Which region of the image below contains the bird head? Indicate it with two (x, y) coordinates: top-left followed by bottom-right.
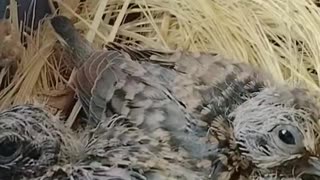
(0, 104), (65, 178)
(224, 87), (320, 179)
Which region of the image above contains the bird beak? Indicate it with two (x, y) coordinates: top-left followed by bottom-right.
(301, 157), (320, 177)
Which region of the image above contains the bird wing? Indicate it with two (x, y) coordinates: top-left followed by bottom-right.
(72, 48), (189, 136)
(136, 51), (274, 119)
(101, 43), (274, 115)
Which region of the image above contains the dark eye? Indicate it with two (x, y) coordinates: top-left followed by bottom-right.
(0, 141), (20, 157)
(0, 137), (22, 163)
(278, 129), (295, 145)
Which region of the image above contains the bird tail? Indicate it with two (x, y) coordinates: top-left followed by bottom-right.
(50, 16), (94, 68)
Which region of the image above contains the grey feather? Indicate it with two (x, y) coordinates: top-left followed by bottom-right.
(50, 15), (320, 180)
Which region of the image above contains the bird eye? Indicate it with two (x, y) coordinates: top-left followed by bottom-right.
(0, 138), (22, 163)
(278, 129), (295, 145)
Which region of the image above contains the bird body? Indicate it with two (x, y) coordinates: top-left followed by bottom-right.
(49, 15), (320, 180)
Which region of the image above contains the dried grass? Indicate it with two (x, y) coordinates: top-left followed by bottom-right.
(1, 0), (320, 123)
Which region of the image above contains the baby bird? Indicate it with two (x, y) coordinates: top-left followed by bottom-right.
(50, 15), (320, 179)
(29, 111), (211, 180)
(0, 104), (75, 179)
(36, 116), (208, 180)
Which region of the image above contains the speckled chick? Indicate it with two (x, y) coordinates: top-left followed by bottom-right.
(50, 15), (320, 180)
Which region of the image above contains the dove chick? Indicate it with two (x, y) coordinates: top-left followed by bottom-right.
(50, 15), (320, 179)
(202, 86), (320, 179)
(35, 114), (210, 180)
(0, 104), (76, 179)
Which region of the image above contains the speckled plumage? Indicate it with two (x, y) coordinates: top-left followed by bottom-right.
(33, 114), (211, 180)
(0, 104), (76, 179)
(50, 15), (320, 180)
(36, 163), (138, 180)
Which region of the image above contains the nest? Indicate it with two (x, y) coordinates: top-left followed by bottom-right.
(1, 0), (320, 126)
